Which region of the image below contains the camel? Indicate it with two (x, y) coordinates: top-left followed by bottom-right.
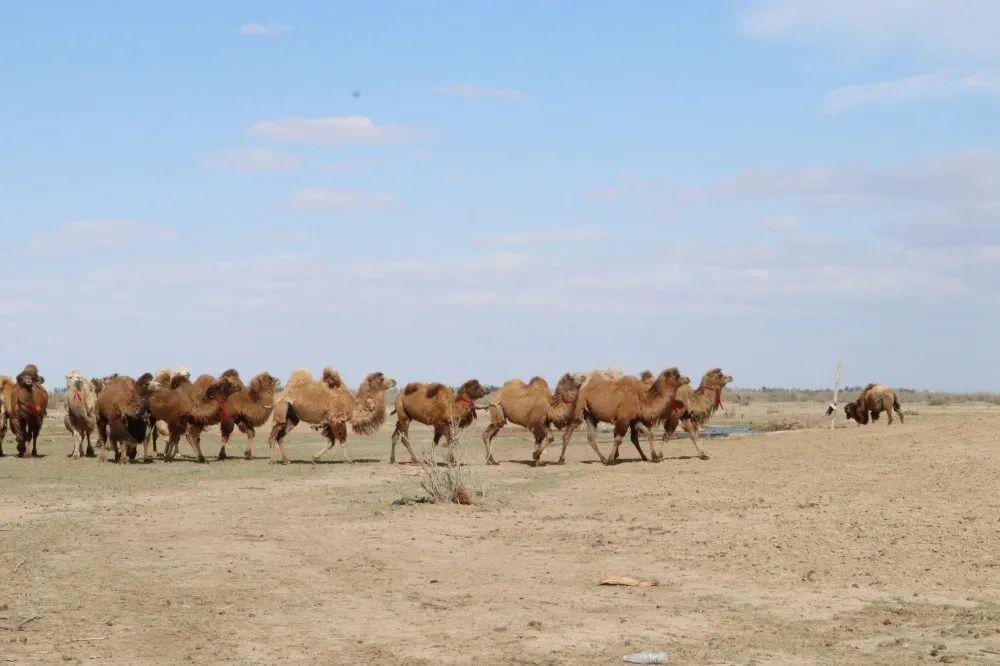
(269, 368), (396, 465)
(217, 371), (279, 459)
(63, 370), (98, 458)
(1, 365), (49, 458)
(482, 373), (587, 466)
(150, 373), (242, 463)
(562, 368), (690, 465)
(391, 379), (489, 464)
(185, 370), (248, 461)
(661, 368), (734, 459)
(95, 373), (161, 464)
(843, 383), (904, 426)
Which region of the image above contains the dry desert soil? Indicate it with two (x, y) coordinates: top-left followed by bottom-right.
(1, 401), (998, 664)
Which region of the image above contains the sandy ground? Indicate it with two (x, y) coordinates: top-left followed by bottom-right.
(0, 401), (998, 664)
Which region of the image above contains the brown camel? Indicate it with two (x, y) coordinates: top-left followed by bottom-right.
(844, 383), (904, 426)
(661, 368), (734, 459)
(268, 368), (396, 465)
(2, 365), (49, 458)
(185, 370), (248, 461)
(391, 379), (489, 464)
(63, 370), (98, 458)
(95, 373), (161, 464)
(150, 373), (242, 463)
(218, 371), (279, 459)
(482, 373), (587, 466)
(562, 368), (690, 465)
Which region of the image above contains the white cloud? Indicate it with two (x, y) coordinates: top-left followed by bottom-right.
(288, 188), (395, 211)
(32, 220), (175, 253)
(203, 147), (299, 172)
(742, 0), (1000, 59)
(758, 215), (798, 232)
(823, 70), (1000, 113)
(472, 229), (606, 246)
(478, 252), (527, 272)
(434, 84), (528, 101)
(250, 115), (419, 144)
(582, 187), (622, 202)
(240, 23), (289, 36)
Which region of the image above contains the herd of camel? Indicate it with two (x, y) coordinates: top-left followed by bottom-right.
(0, 364), (905, 466)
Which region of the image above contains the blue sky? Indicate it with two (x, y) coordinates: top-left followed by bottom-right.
(2, 1), (998, 390)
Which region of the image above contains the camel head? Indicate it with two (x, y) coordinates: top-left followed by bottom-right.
(554, 372), (587, 401)
(457, 379), (488, 401)
(173, 366), (191, 381)
(220, 368), (241, 380)
(700, 368), (734, 391)
(844, 401), (867, 424)
(357, 372), (396, 398)
(17, 364), (43, 388)
(652, 367), (690, 393)
(249, 372), (279, 398)
(136, 372), (161, 397)
(65, 370), (87, 392)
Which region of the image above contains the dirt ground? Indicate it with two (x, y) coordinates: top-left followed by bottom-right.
(1, 401), (998, 664)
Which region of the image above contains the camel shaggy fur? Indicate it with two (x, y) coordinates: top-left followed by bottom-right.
(845, 383), (904, 426)
(95, 373), (161, 464)
(562, 368), (690, 465)
(483, 373), (587, 466)
(63, 370), (98, 458)
(218, 371), (279, 459)
(391, 379), (489, 464)
(269, 368), (397, 464)
(662, 368), (734, 459)
(184, 371), (247, 461)
(2, 365), (49, 458)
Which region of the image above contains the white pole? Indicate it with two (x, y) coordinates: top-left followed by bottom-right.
(829, 358), (842, 430)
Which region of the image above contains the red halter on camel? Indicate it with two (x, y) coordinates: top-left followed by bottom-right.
(703, 386), (723, 409)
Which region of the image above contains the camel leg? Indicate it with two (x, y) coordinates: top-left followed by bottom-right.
(85, 430), (95, 457)
(31, 427), (39, 457)
(481, 419), (504, 465)
(629, 424), (650, 462)
(312, 437), (336, 462)
(267, 423), (290, 465)
(534, 427), (556, 466)
(894, 403), (905, 425)
(0, 417), (6, 456)
(185, 426), (207, 463)
(585, 420), (607, 464)
(558, 420), (581, 465)
(606, 423), (627, 466)
(883, 397), (895, 425)
(482, 424), (500, 466)
(681, 420), (710, 460)
(218, 418), (235, 459)
(636, 423), (658, 462)
(391, 419), (417, 464)
(238, 423), (255, 459)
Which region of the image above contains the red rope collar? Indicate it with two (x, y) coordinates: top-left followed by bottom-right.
(216, 399), (228, 419)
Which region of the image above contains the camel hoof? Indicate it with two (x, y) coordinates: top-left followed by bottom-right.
(268, 459), (277, 465)
(197, 456), (207, 464)
(218, 450), (228, 461)
(487, 460), (499, 466)
(699, 453), (710, 460)
(244, 452), (253, 460)
(556, 459), (566, 465)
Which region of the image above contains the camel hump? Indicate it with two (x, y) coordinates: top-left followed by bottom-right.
(321, 367), (344, 389)
(403, 383), (420, 396)
(527, 376), (547, 388)
(426, 383), (446, 399)
(286, 368), (314, 388)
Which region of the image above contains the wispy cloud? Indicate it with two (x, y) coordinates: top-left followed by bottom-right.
(742, 1), (1000, 59)
(434, 84), (528, 102)
(823, 70), (1000, 113)
(288, 188), (395, 211)
(758, 215), (798, 232)
(472, 229), (606, 246)
(240, 23), (289, 37)
(250, 115), (420, 144)
(32, 220), (176, 253)
(202, 147), (300, 172)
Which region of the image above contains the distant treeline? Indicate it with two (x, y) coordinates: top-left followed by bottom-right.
(729, 387), (1000, 406)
